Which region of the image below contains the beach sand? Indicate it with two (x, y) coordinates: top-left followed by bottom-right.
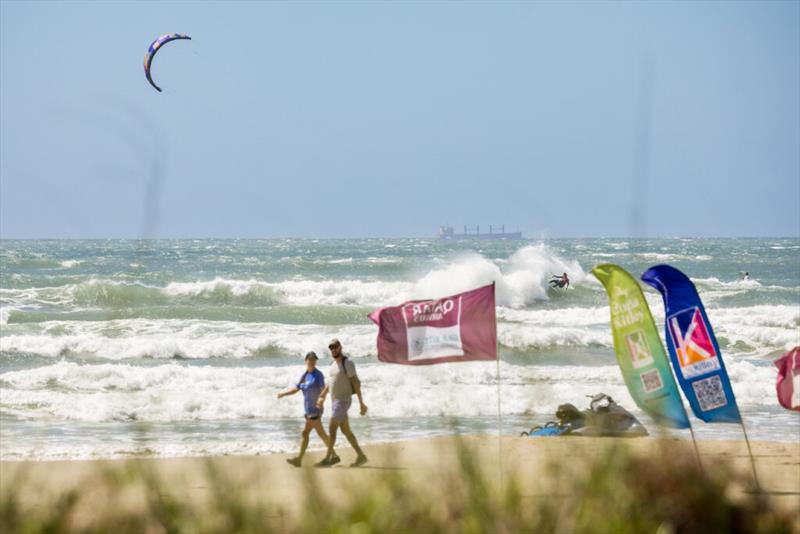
(2, 436), (798, 530)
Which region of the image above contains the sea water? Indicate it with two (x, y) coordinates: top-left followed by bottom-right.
(1, 238), (798, 460)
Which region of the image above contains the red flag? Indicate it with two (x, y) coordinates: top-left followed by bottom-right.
(775, 347), (800, 412)
(368, 283), (496, 365)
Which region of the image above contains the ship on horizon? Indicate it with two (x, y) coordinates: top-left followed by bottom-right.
(438, 224), (522, 240)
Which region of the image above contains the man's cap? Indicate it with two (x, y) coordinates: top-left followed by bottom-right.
(328, 338), (341, 349)
(305, 351), (318, 361)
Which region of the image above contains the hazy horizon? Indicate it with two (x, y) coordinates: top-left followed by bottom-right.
(2, 1), (798, 239)
(1, 235), (799, 242)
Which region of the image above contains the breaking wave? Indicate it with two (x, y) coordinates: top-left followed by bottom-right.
(1, 303), (796, 361)
(1, 245), (586, 312)
(0, 358), (779, 425)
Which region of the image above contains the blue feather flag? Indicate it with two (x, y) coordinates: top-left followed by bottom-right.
(641, 264), (741, 423)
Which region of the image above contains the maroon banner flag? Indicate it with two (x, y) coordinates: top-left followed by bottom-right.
(368, 283), (497, 365)
(775, 347), (800, 412)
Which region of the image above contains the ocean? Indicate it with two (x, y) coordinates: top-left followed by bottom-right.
(1, 238), (798, 460)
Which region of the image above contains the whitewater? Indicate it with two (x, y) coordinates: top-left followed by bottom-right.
(1, 238), (798, 460)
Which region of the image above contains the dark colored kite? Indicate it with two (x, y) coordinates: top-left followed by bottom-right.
(144, 34), (191, 92)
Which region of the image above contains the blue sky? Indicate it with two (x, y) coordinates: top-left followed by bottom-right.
(1, 1), (798, 238)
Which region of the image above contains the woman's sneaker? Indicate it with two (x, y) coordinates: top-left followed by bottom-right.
(315, 454), (340, 467)
(286, 457), (302, 467)
(350, 455), (368, 467)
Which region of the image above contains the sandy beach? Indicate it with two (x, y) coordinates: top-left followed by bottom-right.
(2, 435), (798, 531)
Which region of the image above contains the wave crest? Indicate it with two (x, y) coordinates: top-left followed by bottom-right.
(0, 357), (779, 424)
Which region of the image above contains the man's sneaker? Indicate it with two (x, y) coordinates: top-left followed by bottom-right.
(350, 455), (368, 467)
(314, 457), (332, 467)
(286, 457), (302, 468)
(329, 454), (341, 466)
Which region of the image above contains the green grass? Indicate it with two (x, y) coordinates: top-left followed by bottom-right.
(1, 440), (796, 534)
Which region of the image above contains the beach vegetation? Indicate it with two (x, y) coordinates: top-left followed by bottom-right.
(1, 438), (796, 534)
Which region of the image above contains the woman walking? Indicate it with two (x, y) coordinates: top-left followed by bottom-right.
(277, 351), (330, 467)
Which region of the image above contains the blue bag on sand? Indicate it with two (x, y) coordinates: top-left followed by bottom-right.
(527, 425), (568, 437)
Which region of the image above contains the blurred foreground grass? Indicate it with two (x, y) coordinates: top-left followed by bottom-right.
(1, 438), (797, 533)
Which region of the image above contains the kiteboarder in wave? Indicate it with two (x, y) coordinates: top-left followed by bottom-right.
(549, 272), (570, 289)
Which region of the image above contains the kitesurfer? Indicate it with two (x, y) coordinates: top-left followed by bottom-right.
(549, 272), (570, 289)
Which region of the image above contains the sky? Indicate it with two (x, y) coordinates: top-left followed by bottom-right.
(1, 1), (798, 239)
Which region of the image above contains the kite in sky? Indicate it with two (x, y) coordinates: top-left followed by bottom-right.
(144, 34), (191, 92)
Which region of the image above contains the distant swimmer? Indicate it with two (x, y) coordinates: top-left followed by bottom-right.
(549, 272), (570, 289)
(741, 271), (750, 281)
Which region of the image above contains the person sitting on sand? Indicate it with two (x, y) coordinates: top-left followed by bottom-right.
(315, 339), (368, 467)
(277, 351), (330, 467)
(549, 272), (570, 289)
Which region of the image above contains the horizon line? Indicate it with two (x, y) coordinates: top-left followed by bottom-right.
(1, 235), (798, 241)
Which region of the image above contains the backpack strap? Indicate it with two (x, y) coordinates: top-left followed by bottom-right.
(338, 357), (354, 395)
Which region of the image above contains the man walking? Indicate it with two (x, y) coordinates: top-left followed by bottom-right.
(315, 339), (368, 467)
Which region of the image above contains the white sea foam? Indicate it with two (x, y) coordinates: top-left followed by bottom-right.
(0, 320), (378, 360)
(632, 252), (715, 262)
(693, 277), (763, 290)
(708, 306), (800, 351)
(269, 279), (412, 307)
(274, 245), (587, 308)
(0, 245), (588, 312)
(634, 252), (685, 262)
(163, 278), (281, 305)
(682, 277), (798, 305)
(0, 317), (613, 360)
(0, 358), (778, 425)
(1, 301), (796, 360)
(497, 306), (610, 327)
(417, 245), (587, 307)
(0, 439), (299, 462)
(365, 256), (402, 264)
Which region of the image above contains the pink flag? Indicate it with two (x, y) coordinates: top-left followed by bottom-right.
(775, 347), (800, 412)
(368, 283), (497, 365)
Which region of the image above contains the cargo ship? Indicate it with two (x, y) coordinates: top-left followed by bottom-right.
(438, 224), (522, 240)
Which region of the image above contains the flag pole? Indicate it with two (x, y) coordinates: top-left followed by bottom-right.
(687, 421), (702, 468)
(496, 346), (502, 487)
(494, 282), (503, 488)
(740, 419), (761, 491)
(676, 390), (702, 468)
